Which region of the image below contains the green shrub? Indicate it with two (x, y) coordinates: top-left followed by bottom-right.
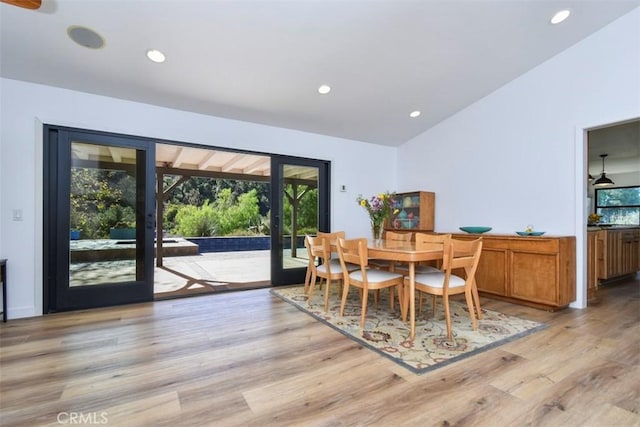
(174, 201), (217, 237)
(169, 189), (269, 237)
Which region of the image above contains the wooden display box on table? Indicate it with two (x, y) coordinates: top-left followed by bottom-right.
(385, 191), (435, 232)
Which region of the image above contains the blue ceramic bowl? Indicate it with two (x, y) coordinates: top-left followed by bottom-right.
(459, 226), (492, 234)
(516, 231), (545, 236)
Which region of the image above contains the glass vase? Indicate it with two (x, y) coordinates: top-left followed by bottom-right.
(371, 221), (383, 243)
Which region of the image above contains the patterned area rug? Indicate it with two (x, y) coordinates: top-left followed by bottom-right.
(271, 285), (546, 374)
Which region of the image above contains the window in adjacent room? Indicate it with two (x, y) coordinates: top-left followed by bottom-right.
(595, 186), (640, 225)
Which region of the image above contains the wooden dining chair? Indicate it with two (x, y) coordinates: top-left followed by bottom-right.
(305, 235), (357, 312)
(395, 233), (452, 313)
(396, 232), (451, 275)
(407, 237), (483, 341)
(337, 237), (404, 328)
(304, 230), (346, 293)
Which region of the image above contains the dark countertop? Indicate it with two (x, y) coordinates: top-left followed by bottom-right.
(588, 225), (640, 231)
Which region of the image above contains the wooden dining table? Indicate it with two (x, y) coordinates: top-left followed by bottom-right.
(367, 238), (444, 341)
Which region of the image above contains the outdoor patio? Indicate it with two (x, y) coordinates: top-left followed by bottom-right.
(69, 247), (309, 299)
(154, 250), (274, 298)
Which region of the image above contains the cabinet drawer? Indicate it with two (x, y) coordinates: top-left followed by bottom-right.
(509, 238), (559, 253)
(477, 238), (510, 250)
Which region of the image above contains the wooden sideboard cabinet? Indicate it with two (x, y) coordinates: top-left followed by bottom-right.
(451, 233), (576, 310)
(387, 191), (435, 231)
(598, 228), (640, 281)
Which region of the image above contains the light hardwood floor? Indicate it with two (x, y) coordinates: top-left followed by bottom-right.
(1, 276), (638, 426)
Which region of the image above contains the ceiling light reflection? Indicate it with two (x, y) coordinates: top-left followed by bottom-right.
(551, 10), (570, 24)
(146, 49), (166, 63)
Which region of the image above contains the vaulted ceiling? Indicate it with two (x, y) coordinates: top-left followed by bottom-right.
(1, 0), (638, 148)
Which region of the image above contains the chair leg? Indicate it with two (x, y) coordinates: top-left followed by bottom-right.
(389, 287), (395, 311)
(472, 279), (482, 320)
(465, 289), (478, 331)
(307, 272), (319, 307)
(360, 287), (369, 328)
(443, 295), (453, 341)
(374, 289), (380, 309)
(340, 282), (350, 316)
(304, 267), (311, 293)
(432, 295), (437, 318)
(324, 279), (332, 312)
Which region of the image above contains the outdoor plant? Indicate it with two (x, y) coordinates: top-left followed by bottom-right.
(172, 189), (264, 237)
(588, 213), (602, 225)
(174, 201), (218, 237)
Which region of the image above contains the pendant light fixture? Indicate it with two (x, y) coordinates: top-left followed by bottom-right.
(593, 154), (615, 186)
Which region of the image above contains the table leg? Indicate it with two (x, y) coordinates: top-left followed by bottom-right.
(401, 265), (409, 321)
(409, 262), (415, 340)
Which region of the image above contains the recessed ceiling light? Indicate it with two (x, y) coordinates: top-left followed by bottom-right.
(67, 26), (105, 49)
(409, 110), (421, 118)
(146, 49), (166, 63)
(318, 84), (331, 95)
(550, 9), (570, 24)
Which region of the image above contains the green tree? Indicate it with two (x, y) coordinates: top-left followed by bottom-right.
(283, 185), (317, 235)
(214, 188), (261, 235)
(70, 168), (136, 238)
(172, 189), (263, 236)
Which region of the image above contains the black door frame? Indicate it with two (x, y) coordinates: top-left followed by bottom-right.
(270, 155), (330, 285)
(43, 125), (156, 313)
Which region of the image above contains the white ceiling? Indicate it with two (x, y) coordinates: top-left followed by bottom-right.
(1, 0), (639, 148)
(588, 119), (640, 176)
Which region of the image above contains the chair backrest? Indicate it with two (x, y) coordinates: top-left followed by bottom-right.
(317, 231), (345, 258)
(384, 230), (412, 241)
(337, 237), (368, 273)
(304, 234), (317, 271)
(415, 232), (451, 270)
(317, 230), (346, 245)
(306, 235), (334, 276)
(415, 232), (451, 251)
(443, 238), (483, 284)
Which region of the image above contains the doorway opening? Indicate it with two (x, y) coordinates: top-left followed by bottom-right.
(45, 126), (330, 312)
(584, 118), (640, 307)
(153, 143), (273, 299)
(153, 143), (328, 298)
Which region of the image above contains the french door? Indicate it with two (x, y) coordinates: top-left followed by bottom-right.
(44, 126), (155, 312)
(270, 155), (329, 285)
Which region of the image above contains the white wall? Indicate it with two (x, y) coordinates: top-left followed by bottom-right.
(0, 79), (397, 319)
(398, 8), (640, 308)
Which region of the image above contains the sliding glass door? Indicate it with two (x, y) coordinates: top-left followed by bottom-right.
(270, 155), (329, 285)
(44, 126), (155, 312)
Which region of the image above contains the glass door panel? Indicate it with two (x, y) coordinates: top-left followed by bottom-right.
(271, 156), (329, 285)
(69, 142), (140, 286)
(44, 127), (155, 312)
